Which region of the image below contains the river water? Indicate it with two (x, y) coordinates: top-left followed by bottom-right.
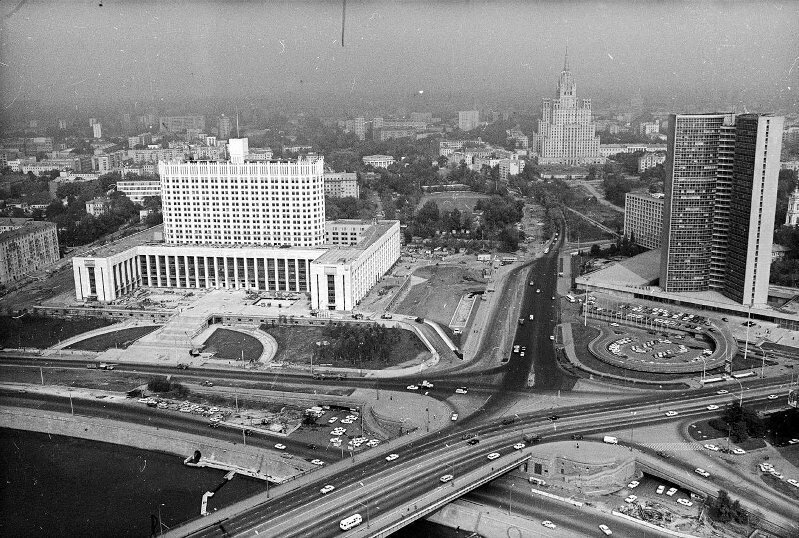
(0, 428), (263, 537)
(0, 428), (479, 537)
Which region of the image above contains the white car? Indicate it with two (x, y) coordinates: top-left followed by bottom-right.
(455, 387), (468, 394)
(703, 444), (721, 451)
(716, 390), (729, 394)
(421, 380), (434, 388)
(656, 485), (665, 494)
(665, 411), (679, 417)
(536, 289), (541, 293)
(599, 524), (613, 535)
(789, 438), (799, 445)
(208, 407), (219, 413)
(340, 419), (354, 424)
(769, 469), (784, 479)
(624, 495), (638, 503)
(451, 413), (459, 421)
(707, 405), (720, 410)
(274, 443), (286, 450)
(320, 485), (335, 494)
(541, 520), (556, 529)
(732, 448), (746, 455)
(627, 481), (639, 489)
(385, 453), (399, 462)
(694, 468), (711, 478)
(514, 443), (526, 450)
(768, 394), (778, 400)
(439, 474), (453, 483)
(549, 335), (555, 341)
(406, 385), (419, 391)
(328, 417), (338, 424)
(677, 498), (693, 507)
(529, 314), (534, 321)
(367, 439), (380, 447)
(666, 487), (678, 496)
(487, 452), (501, 460)
(311, 459), (325, 466)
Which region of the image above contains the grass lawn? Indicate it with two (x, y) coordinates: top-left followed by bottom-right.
(569, 323), (690, 388)
(777, 444), (799, 467)
(761, 473), (799, 501)
(0, 315), (115, 349)
(687, 419), (728, 441)
(65, 326), (159, 351)
(261, 324), (428, 369)
(201, 328), (263, 361)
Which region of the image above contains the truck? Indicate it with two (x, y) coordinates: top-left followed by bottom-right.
(603, 436), (618, 444)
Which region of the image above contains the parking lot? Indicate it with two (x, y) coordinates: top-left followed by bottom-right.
(616, 472), (702, 519)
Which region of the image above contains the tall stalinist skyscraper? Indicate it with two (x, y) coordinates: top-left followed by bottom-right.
(533, 51), (603, 165)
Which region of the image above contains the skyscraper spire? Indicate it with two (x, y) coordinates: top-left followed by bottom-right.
(564, 46), (569, 71)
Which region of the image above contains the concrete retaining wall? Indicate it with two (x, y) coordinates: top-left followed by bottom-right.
(0, 407), (312, 483)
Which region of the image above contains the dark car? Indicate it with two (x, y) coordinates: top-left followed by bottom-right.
(548, 415), (559, 421)
(307, 443), (317, 450)
(571, 434), (583, 440)
(467, 438), (480, 445)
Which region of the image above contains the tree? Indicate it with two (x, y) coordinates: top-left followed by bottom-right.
(497, 226), (519, 251)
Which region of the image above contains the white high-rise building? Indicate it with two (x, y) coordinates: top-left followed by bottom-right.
(92, 123), (103, 139)
(73, 138), (400, 311)
(532, 52), (603, 165)
(159, 138), (325, 247)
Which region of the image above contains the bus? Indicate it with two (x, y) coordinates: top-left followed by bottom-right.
(702, 376), (725, 384)
(340, 514), (363, 531)
(731, 371), (756, 379)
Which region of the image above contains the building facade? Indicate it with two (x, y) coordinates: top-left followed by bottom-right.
(85, 197), (111, 217)
(159, 140), (325, 248)
(458, 111), (479, 131)
(159, 115), (206, 132)
(637, 152), (666, 172)
(785, 187), (799, 226)
(323, 172), (359, 198)
(117, 179), (162, 203)
(533, 53), (603, 165)
(0, 222), (60, 286)
(362, 155), (394, 168)
(624, 192), (664, 249)
(660, 113), (783, 306)
(218, 114), (232, 140)
(71, 220), (399, 311)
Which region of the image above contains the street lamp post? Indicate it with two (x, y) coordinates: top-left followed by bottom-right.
(355, 500), (370, 528)
(508, 483), (515, 516)
(699, 356), (707, 385)
(733, 378), (744, 407)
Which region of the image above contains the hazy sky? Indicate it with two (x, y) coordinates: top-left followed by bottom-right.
(1, 0), (798, 112)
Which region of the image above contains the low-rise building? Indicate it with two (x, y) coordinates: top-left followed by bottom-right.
(117, 178), (161, 203)
(323, 172), (359, 198)
(0, 221), (60, 286)
(71, 220), (400, 312)
(0, 217), (33, 233)
(637, 152), (666, 172)
(362, 155), (395, 168)
(85, 197), (111, 217)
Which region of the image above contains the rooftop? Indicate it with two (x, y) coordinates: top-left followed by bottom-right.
(313, 220), (398, 266)
(581, 248), (661, 287)
(0, 220), (55, 242)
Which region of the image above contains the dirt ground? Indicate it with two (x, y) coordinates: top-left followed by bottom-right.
(416, 192), (490, 213)
(393, 264), (487, 327)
